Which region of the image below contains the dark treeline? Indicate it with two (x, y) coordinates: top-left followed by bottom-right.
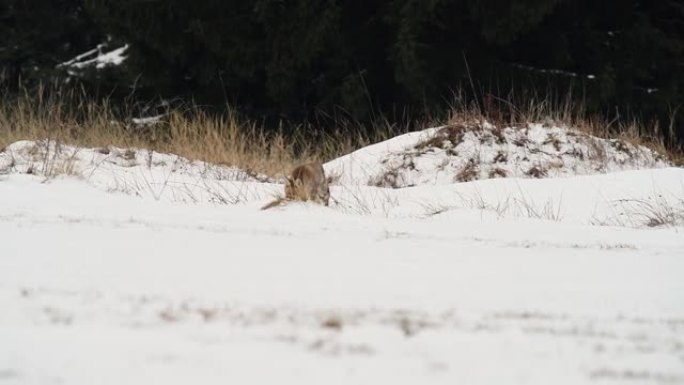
(2, 0), (683, 145)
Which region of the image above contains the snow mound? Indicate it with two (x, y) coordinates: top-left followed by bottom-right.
(1, 133), (681, 228)
(326, 123), (671, 187)
(0, 140), (267, 203)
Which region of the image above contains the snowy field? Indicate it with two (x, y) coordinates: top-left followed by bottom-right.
(1, 125), (683, 384)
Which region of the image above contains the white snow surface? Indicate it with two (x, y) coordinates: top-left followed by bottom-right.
(326, 123), (670, 187)
(0, 140), (264, 204)
(1, 130), (684, 385)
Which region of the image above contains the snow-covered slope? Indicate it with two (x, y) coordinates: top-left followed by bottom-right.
(0, 140), (267, 203)
(326, 123), (670, 187)
(1, 130), (683, 385)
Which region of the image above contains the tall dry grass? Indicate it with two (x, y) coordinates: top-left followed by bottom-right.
(0, 88), (398, 177)
(445, 90), (683, 165)
(1, 87), (681, 178)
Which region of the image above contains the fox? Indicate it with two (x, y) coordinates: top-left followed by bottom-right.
(261, 162), (331, 210)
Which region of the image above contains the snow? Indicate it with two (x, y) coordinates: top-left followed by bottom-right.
(131, 114), (164, 126)
(326, 123), (670, 187)
(512, 63), (598, 80)
(1, 127), (683, 384)
(0, 140), (265, 204)
(57, 44), (128, 73)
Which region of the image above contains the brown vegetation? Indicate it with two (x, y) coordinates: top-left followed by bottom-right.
(1, 88), (680, 184)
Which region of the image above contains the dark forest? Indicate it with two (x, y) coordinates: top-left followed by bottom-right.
(2, 0), (683, 145)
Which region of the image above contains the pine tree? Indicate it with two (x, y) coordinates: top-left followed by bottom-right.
(82, 0), (683, 143)
(0, 0), (102, 89)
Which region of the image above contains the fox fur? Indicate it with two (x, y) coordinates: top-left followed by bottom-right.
(261, 162), (330, 210)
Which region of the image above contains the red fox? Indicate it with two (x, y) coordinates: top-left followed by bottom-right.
(261, 162), (331, 210)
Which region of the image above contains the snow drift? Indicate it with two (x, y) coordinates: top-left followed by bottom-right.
(326, 122), (670, 187)
(1, 124), (683, 385)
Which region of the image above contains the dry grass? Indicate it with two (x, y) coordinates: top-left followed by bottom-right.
(593, 194), (684, 228)
(0, 89), (391, 178)
(422, 189), (564, 222)
(446, 91), (682, 166)
(321, 315), (343, 330)
(0, 99), (301, 177)
(488, 168), (507, 178)
(455, 159), (479, 182)
(525, 164), (548, 178)
(1, 87), (681, 182)
(414, 123), (470, 151)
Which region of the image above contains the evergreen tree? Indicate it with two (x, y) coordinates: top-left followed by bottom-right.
(4, 0), (677, 143)
(0, 0), (102, 89)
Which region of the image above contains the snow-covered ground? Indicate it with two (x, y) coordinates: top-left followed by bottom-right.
(1, 125), (683, 384)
